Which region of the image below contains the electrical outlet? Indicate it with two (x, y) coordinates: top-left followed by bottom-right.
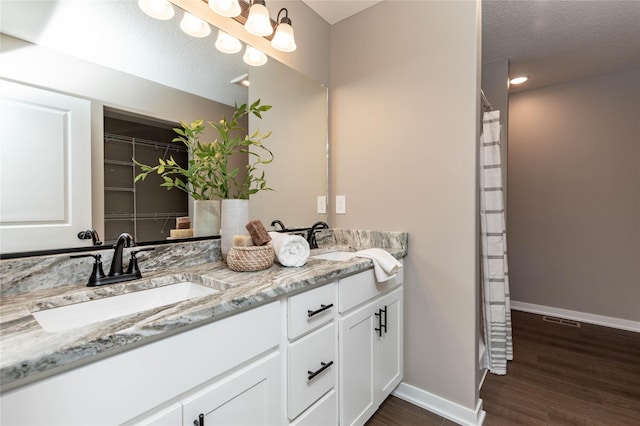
(317, 196), (326, 214)
(336, 195), (346, 214)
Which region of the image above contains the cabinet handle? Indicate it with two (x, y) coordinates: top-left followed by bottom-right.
(307, 360), (334, 381)
(381, 305), (388, 335)
(193, 413), (204, 426)
(307, 303), (334, 318)
(375, 310), (382, 337)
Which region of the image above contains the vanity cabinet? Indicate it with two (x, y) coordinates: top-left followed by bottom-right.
(1, 261), (403, 426)
(1, 301), (282, 426)
(338, 269), (403, 426)
(287, 281), (338, 425)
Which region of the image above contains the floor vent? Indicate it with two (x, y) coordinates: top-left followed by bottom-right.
(542, 315), (581, 328)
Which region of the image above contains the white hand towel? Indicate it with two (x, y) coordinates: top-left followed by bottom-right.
(355, 248), (403, 282)
(268, 232), (310, 267)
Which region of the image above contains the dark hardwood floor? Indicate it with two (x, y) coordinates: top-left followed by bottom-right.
(366, 310), (640, 425)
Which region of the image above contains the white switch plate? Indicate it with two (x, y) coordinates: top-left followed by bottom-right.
(336, 195), (346, 214)
(317, 196), (326, 214)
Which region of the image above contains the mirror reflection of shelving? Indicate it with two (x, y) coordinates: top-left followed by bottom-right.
(104, 111), (188, 245)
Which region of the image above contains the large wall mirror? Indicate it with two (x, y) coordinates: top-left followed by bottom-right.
(0, 0), (328, 255)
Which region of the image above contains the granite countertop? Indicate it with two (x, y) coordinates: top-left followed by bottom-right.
(0, 245), (406, 390)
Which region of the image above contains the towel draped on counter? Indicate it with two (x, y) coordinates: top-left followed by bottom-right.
(355, 248), (402, 282)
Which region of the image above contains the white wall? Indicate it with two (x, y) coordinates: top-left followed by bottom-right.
(330, 0), (482, 417)
(508, 68), (640, 323)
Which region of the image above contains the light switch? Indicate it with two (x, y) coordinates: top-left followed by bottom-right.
(317, 196), (326, 214)
(336, 195), (346, 214)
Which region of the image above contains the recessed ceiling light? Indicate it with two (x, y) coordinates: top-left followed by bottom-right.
(510, 76), (529, 85)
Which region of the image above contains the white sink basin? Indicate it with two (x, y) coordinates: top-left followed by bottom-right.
(32, 282), (218, 332)
(311, 251), (356, 261)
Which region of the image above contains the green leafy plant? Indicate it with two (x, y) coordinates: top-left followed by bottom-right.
(134, 100), (273, 200)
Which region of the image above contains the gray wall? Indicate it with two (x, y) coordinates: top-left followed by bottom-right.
(330, 0), (482, 411)
(508, 68), (640, 322)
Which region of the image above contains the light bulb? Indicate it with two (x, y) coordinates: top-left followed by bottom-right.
(271, 22), (296, 52)
(215, 30), (242, 54)
(243, 46), (268, 66)
(180, 12), (211, 38)
(209, 0), (241, 17)
(245, 2), (273, 37)
(138, 0), (174, 20)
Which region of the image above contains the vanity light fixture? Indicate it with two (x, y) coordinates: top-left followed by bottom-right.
(215, 30), (242, 54)
(509, 76), (529, 85)
(138, 0), (175, 20)
(180, 12), (211, 38)
(208, 0), (241, 18)
(231, 73), (250, 87)
(243, 45), (268, 66)
(271, 8), (296, 52)
(244, 0), (273, 37)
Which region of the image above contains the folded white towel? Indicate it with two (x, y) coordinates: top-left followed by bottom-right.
(355, 248), (403, 282)
(268, 232), (310, 267)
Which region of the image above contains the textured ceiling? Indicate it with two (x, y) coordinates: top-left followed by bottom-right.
(483, 0), (640, 92)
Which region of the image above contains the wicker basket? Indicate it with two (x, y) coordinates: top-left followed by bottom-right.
(226, 243), (274, 272)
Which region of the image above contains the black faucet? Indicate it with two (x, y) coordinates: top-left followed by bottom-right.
(71, 232), (154, 287)
(307, 221), (329, 249)
(270, 219), (287, 231)
(77, 228), (103, 246)
(108, 232), (133, 276)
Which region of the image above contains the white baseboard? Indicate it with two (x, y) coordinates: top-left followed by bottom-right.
(511, 301), (640, 333)
(392, 382), (485, 426)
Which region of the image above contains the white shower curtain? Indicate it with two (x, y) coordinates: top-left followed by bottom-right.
(479, 110), (513, 375)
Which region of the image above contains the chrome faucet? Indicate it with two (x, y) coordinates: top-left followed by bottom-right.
(108, 232), (134, 276)
(307, 221), (329, 249)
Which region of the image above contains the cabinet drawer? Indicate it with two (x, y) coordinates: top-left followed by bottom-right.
(338, 265), (403, 313)
(290, 389), (337, 426)
(288, 323), (336, 420)
(288, 282), (336, 340)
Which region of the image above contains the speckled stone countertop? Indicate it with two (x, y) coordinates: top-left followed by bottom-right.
(0, 230), (407, 391)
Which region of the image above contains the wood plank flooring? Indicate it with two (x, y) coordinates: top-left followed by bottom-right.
(365, 310), (640, 425)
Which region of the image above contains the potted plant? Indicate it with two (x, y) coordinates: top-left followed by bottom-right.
(134, 99), (273, 247)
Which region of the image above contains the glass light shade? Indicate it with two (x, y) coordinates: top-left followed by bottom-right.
(244, 3), (273, 37)
(215, 30), (242, 54)
(180, 12), (211, 38)
(271, 23), (296, 52)
(209, 0), (241, 17)
(243, 46), (268, 66)
(138, 0), (174, 20)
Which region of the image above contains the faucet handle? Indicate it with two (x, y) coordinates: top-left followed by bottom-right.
(70, 253), (106, 286)
(126, 247), (155, 277)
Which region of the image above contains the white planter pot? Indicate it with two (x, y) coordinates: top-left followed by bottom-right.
(221, 199), (250, 257)
(193, 200), (221, 238)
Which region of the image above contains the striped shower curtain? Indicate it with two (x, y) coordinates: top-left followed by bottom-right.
(479, 110), (513, 375)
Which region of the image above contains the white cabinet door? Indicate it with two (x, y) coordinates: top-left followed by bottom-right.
(290, 389), (337, 426)
(375, 287), (403, 404)
(338, 301), (377, 426)
(182, 352), (283, 426)
(288, 323), (336, 420)
(0, 80), (92, 253)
